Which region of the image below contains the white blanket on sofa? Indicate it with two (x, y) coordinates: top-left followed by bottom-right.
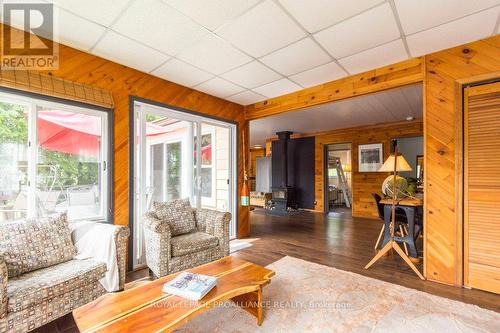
(69, 221), (120, 292)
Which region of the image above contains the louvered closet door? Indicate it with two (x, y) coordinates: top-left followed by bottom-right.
(464, 81), (500, 294)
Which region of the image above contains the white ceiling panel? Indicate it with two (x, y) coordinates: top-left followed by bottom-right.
(289, 62), (347, 88)
(56, 9), (107, 51)
(151, 58), (213, 87)
(407, 6), (500, 57)
(49, 0), (131, 26)
(395, 0), (500, 35)
(217, 0), (306, 57)
(314, 3), (400, 59)
(177, 34), (252, 75)
(260, 38), (331, 76)
(253, 78), (302, 98)
(250, 84), (423, 146)
(194, 77), (245, 98)
(278, 0), (384, 33)
(221, 61), (282, 89)
(162, 0), (260, 31)
(93, 31), (170, 73)
(339, 39), (407, 75)
(113, 0), (207, 56)
(227, 90), (266, 105)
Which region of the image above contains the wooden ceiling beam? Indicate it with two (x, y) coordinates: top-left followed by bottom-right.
(244, 57), (424, 120)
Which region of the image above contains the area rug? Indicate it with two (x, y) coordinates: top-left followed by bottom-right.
(175, 256), (500, 333)
(229, 239), (254, 253)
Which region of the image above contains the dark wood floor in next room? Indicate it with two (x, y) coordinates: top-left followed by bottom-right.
(34, 208), (499, 333)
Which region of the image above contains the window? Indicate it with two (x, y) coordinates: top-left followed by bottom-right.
(0, 91), (110, 222)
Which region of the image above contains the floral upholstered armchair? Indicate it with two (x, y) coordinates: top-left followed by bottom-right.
(143, 198), (231, 279)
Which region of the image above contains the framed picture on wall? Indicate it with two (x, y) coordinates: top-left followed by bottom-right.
(358, 143), (383, 172)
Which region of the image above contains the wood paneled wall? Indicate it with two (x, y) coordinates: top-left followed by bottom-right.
(0, 24), (250, 238)
(424, 35), (500, 285)
(267, 120), (423, 217)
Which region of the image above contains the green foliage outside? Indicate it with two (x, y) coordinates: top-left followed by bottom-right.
(0, 102), (98, 190)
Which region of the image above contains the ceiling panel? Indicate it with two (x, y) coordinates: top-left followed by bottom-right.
(217, 0), (306, 57)
(221, 61), (282, 89)
(55, 9), (106, 51)
(227, 90), (266, 105)
(314, 3), (400, 59)
(151, 58), (213, 87)
(177, 34), (252, 75)
(339, 39), (407, 75)
(395, 0), (500, 35)
(93, 31), (170, 73)
(278, 0), (384, 33)
(249, 84), (423, 146)
(162, 0), (260, 31)
(252, 78), (302, 98)
(260, 37), (331, 76)
(49, 0), (131, 26)
(407, 6), (500, 57)
(194, 77), (245, 98)
(113, 0), (208, 56)
(289, 62), (347, 88)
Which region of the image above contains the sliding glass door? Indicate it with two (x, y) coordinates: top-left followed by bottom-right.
(0, 91), (109, 223)
(133, 101), (237, 268)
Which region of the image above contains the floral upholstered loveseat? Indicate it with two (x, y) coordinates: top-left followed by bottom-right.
(144, 198), (230, 279)
(0, 213), (129, 333)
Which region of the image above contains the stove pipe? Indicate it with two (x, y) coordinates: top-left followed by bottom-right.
(276, 131), (293, 187)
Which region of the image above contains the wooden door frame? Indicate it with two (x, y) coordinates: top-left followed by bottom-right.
(456, 72), (500, 287)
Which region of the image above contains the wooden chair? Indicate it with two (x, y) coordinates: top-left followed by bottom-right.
(372, 193), (409, 254)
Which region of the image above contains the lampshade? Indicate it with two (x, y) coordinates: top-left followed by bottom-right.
(378, 153), (412, 172)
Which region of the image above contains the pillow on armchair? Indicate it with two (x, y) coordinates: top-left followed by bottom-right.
(153, 198), (197, 236)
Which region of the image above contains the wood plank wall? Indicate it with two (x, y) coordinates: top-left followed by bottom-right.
(424, 35), (500, 285)
(266, 120), (423, 217)
(0, 24), (250, 239)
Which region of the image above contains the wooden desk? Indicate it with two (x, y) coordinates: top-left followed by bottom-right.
(73, 257), (275, 333)
(380, 198), (423, 258)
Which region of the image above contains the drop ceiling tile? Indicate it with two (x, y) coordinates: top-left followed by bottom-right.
(151, 58), (213, 87)
(162, 0), (260, 31)
(221, 61), (282, 89)
(113, 0), (207, 56)
(339, 39), (408, 75)
(50, 0), (131, 26)
(313, 3), (400, 59)
(227, 90), (266, 105)
(395, 0), (500, 35)
(93, 31), (171, 73)
(407, 6), (500, 57)
(177, 34), (252, 75)
(278, 0), (384, 33)
(260, 38), (331, 76)
(252, 78), (302, 98)
(194, 77), (245, 98)
(56, 9), (107, 51)
(217, 0), (306, 58)
(289, 62), (347, 88)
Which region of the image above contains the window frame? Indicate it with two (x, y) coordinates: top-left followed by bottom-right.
(0, 88), (113, 223)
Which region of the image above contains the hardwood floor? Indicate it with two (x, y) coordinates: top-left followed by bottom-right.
(34, 208), (499, 332)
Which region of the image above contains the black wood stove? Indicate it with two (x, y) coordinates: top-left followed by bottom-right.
(271, 131), (297, 213)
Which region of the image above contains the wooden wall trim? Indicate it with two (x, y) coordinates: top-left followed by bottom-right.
(424, 35), (500, 286)
(245, 57), (423, 120)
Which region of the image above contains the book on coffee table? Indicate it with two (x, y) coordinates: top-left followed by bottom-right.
(162, 272), (217, 301)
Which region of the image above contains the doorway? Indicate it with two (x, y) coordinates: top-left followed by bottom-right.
(325, 143), (352, 214)
(131, 100), (237, 269)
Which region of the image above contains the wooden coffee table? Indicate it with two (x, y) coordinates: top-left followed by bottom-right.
(73, 257), (275, 333)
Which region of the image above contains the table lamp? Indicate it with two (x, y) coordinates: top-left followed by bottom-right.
(364, 139), (424, 280)
(379, 150), (412, 199)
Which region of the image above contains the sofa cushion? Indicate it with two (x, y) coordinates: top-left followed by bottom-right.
(6, 258), (106, 313)
(0, 213), (76, 278)
(153, 199), (197, 236)
(170, 232), (219, 257)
